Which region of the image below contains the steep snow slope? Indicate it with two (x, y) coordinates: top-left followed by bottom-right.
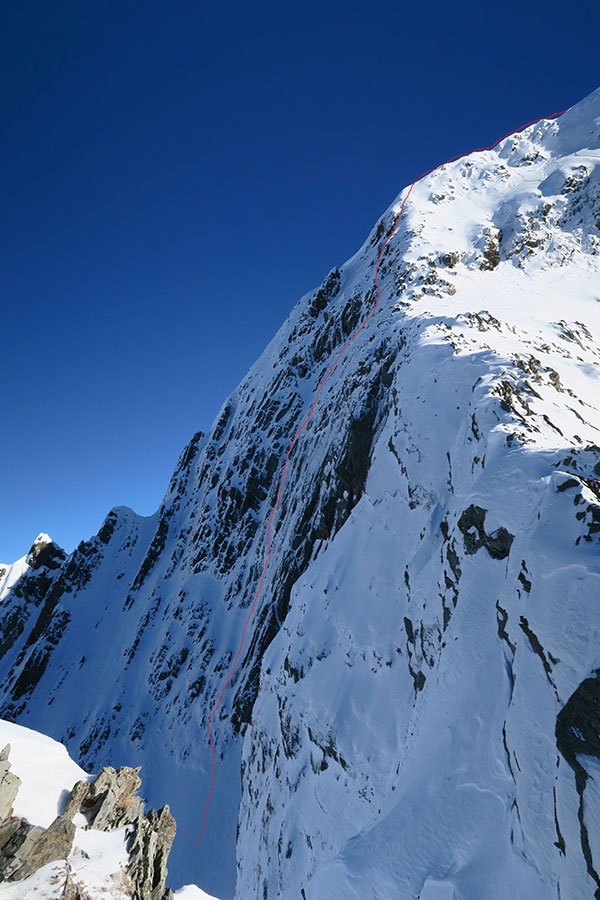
(233, 92), (600, 898)
(0, 534), (60, 603)
(1, 86), (600, 899)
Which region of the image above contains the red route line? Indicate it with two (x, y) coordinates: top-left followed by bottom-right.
(195, 105), (568, 846)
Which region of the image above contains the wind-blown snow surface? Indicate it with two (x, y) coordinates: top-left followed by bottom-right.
(1, 87), (600, 899)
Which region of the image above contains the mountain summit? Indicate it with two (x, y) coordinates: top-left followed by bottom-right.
(1, 87), (600, 899)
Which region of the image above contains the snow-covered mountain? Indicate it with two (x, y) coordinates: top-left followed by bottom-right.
(1, 85), (600, 899)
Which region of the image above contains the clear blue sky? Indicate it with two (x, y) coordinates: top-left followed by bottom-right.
(1, 0), (598, 562)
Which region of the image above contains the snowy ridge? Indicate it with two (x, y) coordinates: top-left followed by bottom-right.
(0, 87), (599, 899)
(0, 555), (29, 605)
(0, 558), (28, 605)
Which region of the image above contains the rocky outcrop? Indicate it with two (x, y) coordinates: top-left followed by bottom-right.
(72, 765), (146, 830)
(26, 534), (67, 571)
(127, 806), (177, 900)
(0, 748), (176, 899)
(457, 504), (514, 560)
(0, 814), (74, 882)
(0, 745), (20, 821)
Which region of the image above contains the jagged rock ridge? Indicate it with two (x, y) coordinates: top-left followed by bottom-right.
(0, 87), (600, 898)
(0, 722), (179, 899)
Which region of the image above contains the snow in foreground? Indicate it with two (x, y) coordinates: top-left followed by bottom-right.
(0, 720), (218, 900)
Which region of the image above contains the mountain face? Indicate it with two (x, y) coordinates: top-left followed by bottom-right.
(1, 86), (600, 899)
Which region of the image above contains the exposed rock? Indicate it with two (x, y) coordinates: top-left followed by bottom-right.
(0, 747), (177, 899)
(480, 226), (503, 270)
(457, 504), (514, 559)
(4, 814), (75, 881)
(75, 766), (145, 830)
(25, 534), (67, 571)
(62, 863), (95, 900)
(0, 818), (46, 881)
(127, 805), (176, 900)
(0, 745), (21, 821)
(0, 88), (599, 899)
(308, 267), (341, 318)
(556, 670), (600, 777)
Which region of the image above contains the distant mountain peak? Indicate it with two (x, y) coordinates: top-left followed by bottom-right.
(25, 533), (66, 571)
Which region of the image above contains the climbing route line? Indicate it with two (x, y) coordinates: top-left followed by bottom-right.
(195, 106), (567, 846)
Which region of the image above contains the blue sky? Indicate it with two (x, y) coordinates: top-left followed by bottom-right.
(1, 0), (598, 562)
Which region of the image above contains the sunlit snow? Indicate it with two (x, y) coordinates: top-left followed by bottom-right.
(0, 87), (599, 899)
